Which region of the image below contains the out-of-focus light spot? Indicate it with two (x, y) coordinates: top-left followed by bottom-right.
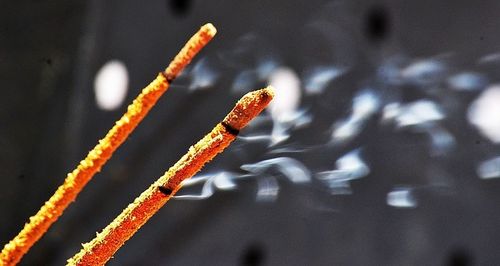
(477, 156), (500, 179)
(256, 177), (279, 202)
(267, 67), (301, 123)
(316, 149), (370, 194)
(241, 157), (311, 183)
(401, 59), (446, 86)
(188, 58), (218, 91)
(94, 60), (129, 111)
(394, 100), (444, 128)
(265, 67), (304, 145)
(468, 85), (500, 143)
(387, 187), (417, 208)
(303, 66), (345, 95)
(447, 72), (487, 91)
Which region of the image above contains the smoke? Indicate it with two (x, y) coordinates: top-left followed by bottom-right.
(316, 149), (370, 195)
(171, 9), (500, 210)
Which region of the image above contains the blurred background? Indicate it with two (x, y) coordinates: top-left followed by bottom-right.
(2, 0), (500, 265)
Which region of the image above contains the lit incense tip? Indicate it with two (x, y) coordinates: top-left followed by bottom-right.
(223, 86), (275, 131)
(163, 23), (217, 81)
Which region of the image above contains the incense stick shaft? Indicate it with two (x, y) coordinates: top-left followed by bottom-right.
(0, 23), (216, 266)
(67, 87), (274, 266)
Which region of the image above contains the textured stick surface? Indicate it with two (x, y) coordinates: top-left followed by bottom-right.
(0, 23), (216, 266)
(67, 87), (274, 266)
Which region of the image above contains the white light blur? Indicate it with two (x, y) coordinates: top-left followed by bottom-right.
(478, 52), (500, 64)
(468, 85), (500, 143)
(331, 90), (379, 143)
(188, 58), (218, 91)
(241, 157), (311, 183)
(401, 59), (446, 86)
(381, 102), (401, 123)
(316, 149), (370, 194)
(256, 177), (279, 202)
(94, 60), (129, 111)
(387, 187), (417, 208)
(303, 66), (345, 95)
(447, 72), (487, 91)
(477, 156), (500, 179)
(266, 67), (305, 145)
(393, 100), (445, 128)
(268, 67), (301, 123)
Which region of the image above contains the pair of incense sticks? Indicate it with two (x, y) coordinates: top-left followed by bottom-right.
(1, 23), (274, 266)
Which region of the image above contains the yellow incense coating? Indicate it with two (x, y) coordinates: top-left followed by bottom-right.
(0, 23), (217, 266)
(67, 87), (274, 266)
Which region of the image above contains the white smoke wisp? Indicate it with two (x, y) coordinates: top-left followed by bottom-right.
(331, 90), (380, 144)
(303, 65), (346, 95)
(387, 187), (417, 208)
(477, 156), (500, 180)
(401, 58), (447, 87)
(241, 157), (311, 184)
(188, 58), (219, 91)
(175, 172), (241, 200)
(316, 149), (370, 195)
(382, 100), (445, 129)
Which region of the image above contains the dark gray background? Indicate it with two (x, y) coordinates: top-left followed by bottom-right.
(2, 0), (500, 265)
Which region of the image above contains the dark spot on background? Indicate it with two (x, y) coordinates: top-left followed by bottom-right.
(447, 247), (473, 266)
(475, 140), (481, 144)
(240, 242), (266, 266)
(167, 0), (192, 17)
(17, 174), (25, 180)
(41, 58), (52, 66)
(364, 5), (391, 43)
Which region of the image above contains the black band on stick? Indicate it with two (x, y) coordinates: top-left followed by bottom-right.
(160, 71), (174, 84)
(158, 186), (173, 196)
(220, 121), (240, 136)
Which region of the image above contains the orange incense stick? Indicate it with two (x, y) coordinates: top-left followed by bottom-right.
(67, 87), (274, 266)
(0, 23), (217, 266)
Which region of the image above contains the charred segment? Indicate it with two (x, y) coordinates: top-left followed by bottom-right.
(220, 121), (240, 136)
(158, 186), (173, 196)
(160, 71), (174, 84)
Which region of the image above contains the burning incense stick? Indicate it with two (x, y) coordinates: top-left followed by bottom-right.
(67, 87), (274, 266)
(0, 23), (217, 266)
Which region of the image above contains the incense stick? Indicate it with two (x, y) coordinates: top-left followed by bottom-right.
(0, 23), (217, 266)
(67, 87), (274, 266)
